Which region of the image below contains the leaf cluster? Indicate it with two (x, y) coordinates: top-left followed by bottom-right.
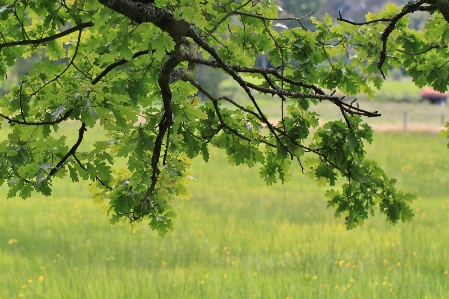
(2, 0), (445, 234)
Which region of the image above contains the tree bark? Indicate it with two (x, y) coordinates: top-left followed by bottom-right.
(97, 0), (192, 36)
(426, 0), (449, 23)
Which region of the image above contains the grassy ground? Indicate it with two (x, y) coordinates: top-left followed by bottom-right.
(374, 77), (421, 102)
(1, 124), (449, 298)
(1, 77), (448, 298)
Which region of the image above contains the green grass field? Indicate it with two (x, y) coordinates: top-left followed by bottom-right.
(1, 118), (449, 298)
(0, 76), (448, 298)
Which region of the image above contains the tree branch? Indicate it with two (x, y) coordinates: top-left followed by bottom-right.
(91, 49), (150, 85)
(48, 122), (87, 178)
(337, 1), (437, 78)
(72, 153), (113, 190)
(0, 22), (94, 50)
(181, 56), (326, 95)
(0, 109), (74, 126)
(98, 0), (192, 36)
(138, 41), (186, 217)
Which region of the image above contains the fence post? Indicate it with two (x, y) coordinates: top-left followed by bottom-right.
(403, 110), (407, 132)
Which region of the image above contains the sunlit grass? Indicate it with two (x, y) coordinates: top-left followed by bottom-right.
(1, 127), (449, 298)
(375, 77), (421, 101)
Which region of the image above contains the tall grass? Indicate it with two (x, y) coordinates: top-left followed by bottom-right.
(1, 129), (449, 298)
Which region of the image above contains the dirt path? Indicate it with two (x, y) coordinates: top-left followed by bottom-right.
(370, 123), (446, 133)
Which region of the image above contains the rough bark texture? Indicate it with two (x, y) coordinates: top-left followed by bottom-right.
(432, 0), (449, 23)
(98, 0), (192, 36)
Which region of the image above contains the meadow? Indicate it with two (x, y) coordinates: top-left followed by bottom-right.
(2, 96), (449, 298)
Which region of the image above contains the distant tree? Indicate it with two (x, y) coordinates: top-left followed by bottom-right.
(1, 0), (447, 235)
(194, 65), (227, 99)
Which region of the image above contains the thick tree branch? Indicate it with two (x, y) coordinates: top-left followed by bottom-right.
(137, 41), (186, 217)
(425, 0), (449, 23)
(98, 0), (192, 36)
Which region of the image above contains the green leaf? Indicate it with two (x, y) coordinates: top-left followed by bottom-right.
(153, 34), (175, 61)
(0, 0), (433, 235)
